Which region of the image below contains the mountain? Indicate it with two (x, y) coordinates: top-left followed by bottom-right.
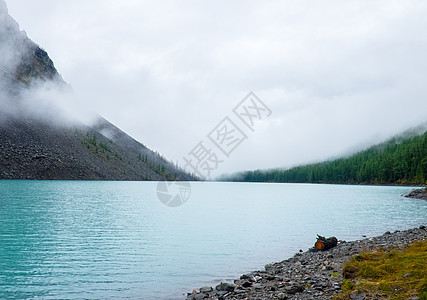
(224, 126), (427, 185)
(0, 0), (193, 181)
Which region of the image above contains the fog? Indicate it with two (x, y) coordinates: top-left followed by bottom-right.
(4, 0), (427, 177)
(0, 1), (95, 129)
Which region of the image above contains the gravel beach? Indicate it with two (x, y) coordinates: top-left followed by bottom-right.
(186, 226), (427, 300)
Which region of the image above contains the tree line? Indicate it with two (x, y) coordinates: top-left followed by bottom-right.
(231, 131), (427, 185)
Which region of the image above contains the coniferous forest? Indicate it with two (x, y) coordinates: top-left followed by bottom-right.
(230, 131), (427, 185)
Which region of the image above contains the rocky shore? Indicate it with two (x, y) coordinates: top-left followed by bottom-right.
(186, 226), (427, 300)
(403, 188), (427, 201)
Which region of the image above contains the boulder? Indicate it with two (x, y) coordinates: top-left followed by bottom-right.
(215, 282), (236, 292)
(199, 286), (213, 293)
(284, 285), (304, 294)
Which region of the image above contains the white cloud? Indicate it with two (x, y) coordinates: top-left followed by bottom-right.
(6, 0), (427, 175)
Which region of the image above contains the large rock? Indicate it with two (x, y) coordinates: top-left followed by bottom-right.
(199, 286), (213, 293)
(284, 285), (304, 294)
(403, 188), (427, 200)
(215, 282), (236, 292)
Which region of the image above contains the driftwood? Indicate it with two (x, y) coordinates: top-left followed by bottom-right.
(314, 235), (338, 251)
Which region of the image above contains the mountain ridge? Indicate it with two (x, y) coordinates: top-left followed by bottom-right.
(0, 0), (193, 181)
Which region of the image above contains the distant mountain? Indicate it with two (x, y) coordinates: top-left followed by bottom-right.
(224, 126), (427, 185)
(0, 0), (193, 181)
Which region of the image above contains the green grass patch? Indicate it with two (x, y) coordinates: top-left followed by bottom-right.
(334, 240), (427, 300)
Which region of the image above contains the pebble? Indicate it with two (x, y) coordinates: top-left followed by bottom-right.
(186, 226), (426, 299)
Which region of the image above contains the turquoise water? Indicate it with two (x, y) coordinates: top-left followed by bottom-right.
(0, 181), (426, 299)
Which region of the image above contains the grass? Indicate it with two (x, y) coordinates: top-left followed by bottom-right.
(334, 240), (427, 300)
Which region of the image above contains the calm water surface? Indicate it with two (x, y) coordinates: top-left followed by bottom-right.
(0, 181), (426, 299)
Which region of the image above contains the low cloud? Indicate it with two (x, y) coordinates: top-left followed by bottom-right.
(0, 1), (98, 128)
(5, 0), (427, 175)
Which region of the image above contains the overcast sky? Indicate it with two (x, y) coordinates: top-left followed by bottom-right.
(6, 0), (427, 176)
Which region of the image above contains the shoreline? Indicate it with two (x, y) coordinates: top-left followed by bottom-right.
(186, 226), (427, 299)
(403, 188), (427, 200)
(226, 181), (425, 187)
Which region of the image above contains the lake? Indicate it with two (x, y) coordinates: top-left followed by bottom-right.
(0, 181), (426, 299)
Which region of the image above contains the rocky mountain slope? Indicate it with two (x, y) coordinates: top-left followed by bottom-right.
(0, 0), (193, 181)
